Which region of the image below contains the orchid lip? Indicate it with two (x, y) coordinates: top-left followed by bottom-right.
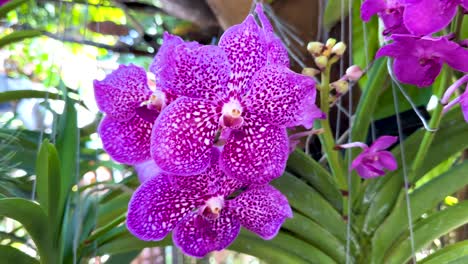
(141, 90), (167, 112)
(200, 196), (224, 220)
(220, 99), (244, 128)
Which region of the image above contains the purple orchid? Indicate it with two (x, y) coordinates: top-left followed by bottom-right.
(149, 4), (323, 184)
(442, 75), (468, 122)
(403, 0), (466, 36)
(134, 160), (161, 183)
(339, 136), (398, 178)
(376, 34), (468, 87)
(94, 64), (175, 165)
(361, 0), (409, 36)
(126, 150), (292, 258)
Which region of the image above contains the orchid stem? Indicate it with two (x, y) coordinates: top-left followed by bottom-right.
(318, 63), (347, 190)
(409, 67), (451, 182)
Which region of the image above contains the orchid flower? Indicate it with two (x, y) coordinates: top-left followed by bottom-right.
(94, 65), (176, 165)
(149, 5), (323, 184)
(376, 35), (468, 87)
(339, 136), (398, 178)
(442, 75), (468, 122)
(126, 151), (292, 258)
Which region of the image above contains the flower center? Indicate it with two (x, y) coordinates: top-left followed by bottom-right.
(201, 196), (224, 220)
(142, 90), (167, 112)
(220, 99), (244, 129)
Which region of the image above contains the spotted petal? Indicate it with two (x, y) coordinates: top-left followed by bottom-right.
(126, 175), (205, 241)
(228, 185), (292, 239)
(151, 33), (230, 101)
(220, 116), (289, 185)
(173, 211), (240, 258)
(98, 115), (152, 165)
(151, 97), (219, 175)
(134, 160), (161, 183)
(219, 15), (267, 94)
(255, 4), (289, 67)
(244, 65), (323, 129)
(94, 64), (151, 121)
(403, 0), (458, 36)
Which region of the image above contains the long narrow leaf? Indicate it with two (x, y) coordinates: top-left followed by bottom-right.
(0, 245), (39, 264)
(419, 240), (468, 264)
(0, 30), (42, 48)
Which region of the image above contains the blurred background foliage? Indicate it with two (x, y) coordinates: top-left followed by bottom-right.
(0, 0), (467, 263)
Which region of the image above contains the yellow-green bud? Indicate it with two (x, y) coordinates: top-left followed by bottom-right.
(331, 42), (347, 56)
(302, 67), (321, 77)
(326, 38), (337, 48)
(307, 41), (324, 57)
(314, 55), (328, 70)
(330, 80), (349, 94)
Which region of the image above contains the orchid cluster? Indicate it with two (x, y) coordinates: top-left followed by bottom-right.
(361, 0), (468, 122)
(94, 4), (322, 257)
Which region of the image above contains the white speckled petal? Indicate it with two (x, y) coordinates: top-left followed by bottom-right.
(173, 211), (240, 258)
(220, 115), (289, 185)
(151, 97), (219, 175)
(98, 115), (152, 165)
(94, 64), (151, 121)
(228, 185), (292, 239)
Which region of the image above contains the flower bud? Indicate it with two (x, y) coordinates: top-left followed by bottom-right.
(326, 38), (337, 48)
(331, 42), (347, 56)
(307, 41), (323, 57)
(302, 67), (321, 77)
(345, 65), (364, 81)
(314, 56), (328, 70)
(330, 80), (349, 94)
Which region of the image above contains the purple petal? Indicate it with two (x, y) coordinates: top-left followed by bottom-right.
(219, 15), (267, 94)
(360, 0), (387, 21)
(151, 97), (219, 175)
(98, 115), (152, 165)
(228, 185), (292, 239)
(255, 4), (289, 66)
(351, 150), (368, 169)
(244, 65), (323, 129)
(173, 211), (241, 258)
(377, 151), (398, 171)
(393, 55), (443, 87)
(404, 0), (458, 36)
(460, 89), (468, 122)
(151, 33), (230, 101)
(134, 160), (161, 183)
(434, 38), (468, 73)
(126, 175), (205, 241)
(355, 163), (385, 179)
(220, 116), (289, 185)
(369, 135), (398, 151)
(94, 64), (151, 121)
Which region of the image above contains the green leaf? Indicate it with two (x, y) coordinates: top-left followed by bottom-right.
(0, 30), (42, 48)
(371, 162), (468, 263)
(272, 172), (357, 249)
(0, 90), (82, 105)
(287, 149), (342, 211)
(384, 200), (468, 264)
(0, 0), (28, 17)
(0, 198), (54, 263)
(0, 245), (39, 264)
(35, 139), (61, 221)
(323, 0), (350, 30)
(283, 211), (347, 262)
(105, 251), (142, 264)
(419, 240), (468, 264)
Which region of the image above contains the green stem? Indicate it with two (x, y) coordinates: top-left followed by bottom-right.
(409, 68), (451, 182)
(83, 213), (126, 245)
(318, 65), (347, 189)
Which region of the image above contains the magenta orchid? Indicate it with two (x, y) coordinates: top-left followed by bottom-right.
(339, 136), (398, 178)
(149, 5), (323, 184)
(376, 34), (468, 87)
(361, 0), (409, 36)
(126, 150), (292, 258)
(403, 0), (467, 36)
(94, 64), (176, 165)
(442, 75), (468, 122)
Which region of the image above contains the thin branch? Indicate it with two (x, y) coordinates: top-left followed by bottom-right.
(42, 31), (156, 57)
